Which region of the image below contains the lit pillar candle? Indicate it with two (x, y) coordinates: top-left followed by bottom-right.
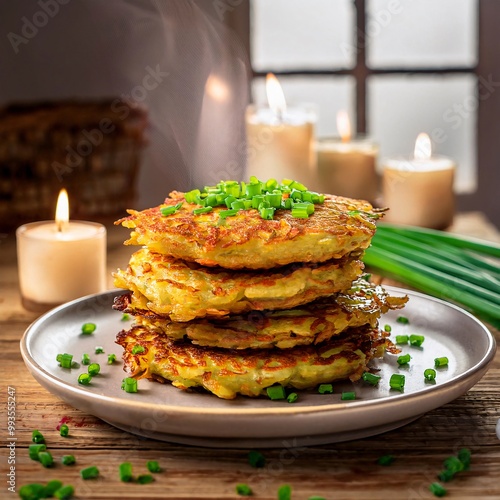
(311, 111), (379, 202)
(382, 133), (455, 229)
(16, 189), (107, 312)
(246, 73), (316, 184)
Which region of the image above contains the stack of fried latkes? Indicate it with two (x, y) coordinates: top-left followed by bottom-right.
(113, 179), (406, 399)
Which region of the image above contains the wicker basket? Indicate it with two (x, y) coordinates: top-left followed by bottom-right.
(0, 99), (148, 228)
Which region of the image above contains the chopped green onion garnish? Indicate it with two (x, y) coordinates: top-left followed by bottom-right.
(54, 485), (74, 500)
(251, 195), (265, 209)
(132, 345), (146, 355)
(95, 346), (104, 354)
(62, 455), (76, 466)
(80, 466), (99, 480)
(395, 335), (409, 345)
(396, 316), (410, 324)
(38, 451), (54, 468)
(282, 197), (293, 209)
(429, 482), (447, 497)
(384, 324), (392, 332)
(409, 334), (425, 347)
(107, 354), (117, 364)
(287, 392), (298, 403)
(362, 372), (381, 386)
(246, 182), (262, 197)
(424, 368), (437, 381)
(59, 424), (69, 437)
(397, 353), (411, 365)
(264, 192), (282, 208)
(19, 484), (45, 500)
(389, 373), (406, 391)
(260, 207), (275, 220)
(219, 209), (239, 219)
(266, 385), (286, 400)
(122, 377), (138, 393)
(193, 206), (213, 215)
(289, 180), (307, 191)
(32, 430), (45, 444)
(438, 469), (456, 482)
(291, 207), (309, 218)
(121, 313), (130, 321)
(43, 480), (63, 497)
(88, 363), (100, 376)
(377, 455), (395, 466)
(265, 178), (278, 190)
(458, 448), (471, 470)
(147, 461), (161, 473)
(341, 391), (356, 401)
(137, 475), (154, 484)
(435, 357), (449, 367)
(29, 444), (46, 460)
(81, 353), (90, 365)
(205, 194), (218, 207)
(318, 384), (333, 394)
(231, 200), (247, 211)
(248, 450), (266, 468)
(78, 373), (92, 385)
(236, 483), (253, 496)
(443, 456), (464, 474)
(224, 195), (237, 208)
(119, 462), (133, 482)
(184, 189), (201, 203)
(278, 484), (292, 500)
(57, 353), (73, 369)
(160, 202), (182, 216)
(81, 322), (96, 335)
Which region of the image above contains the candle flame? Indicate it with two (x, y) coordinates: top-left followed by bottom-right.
(55, 189), (69, 232)
(336, 110), (351, 143)
(266, 73), (286, 120)
(414, 132), (432, 160)
(205, 74), (230, 102)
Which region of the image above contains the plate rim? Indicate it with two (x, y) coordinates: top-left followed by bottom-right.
(20, 287), (497, 417)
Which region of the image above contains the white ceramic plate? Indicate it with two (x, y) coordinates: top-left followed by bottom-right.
(21, 288), (496, 448)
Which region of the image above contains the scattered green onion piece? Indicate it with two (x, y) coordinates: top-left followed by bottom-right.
(231, 200), (247, 211)
(184, 189), (201, 203)
(384, 324), (392, 332)
(318, 384), (333, 394)
(250, 195), (263, 209)
(119, 462), (133, 482)
(458, 448), (471, 470)
(54, 485), (75, 500)
(243, 199), (253, 209)
(409, 334), (425, 347)
(397, 353), (411, 365)
(193, 206), (213, 215)
(429, 482), (447, 497)
(19, 484), (45, 500)
(43, 480), (63, 497)
(248, 450), (266, 468)
(424, 368), (437, 381)
(215, 193), (227, 205)
(32, 430), (45, 444)
(236, 484), (253, 496)
(281, 178), (293, 186)
(282, 197), (293, 209)
(289, 180), (307, 191)
(435, 357), (449, 368)
(308, 497), (326, 500)
(395, 335), (409, 345)
(287, 392), (298, 403)
(219, 209), (240, 219)
(58, 353), (73, 369)
(396, 316), (409, 324)
(81, 353), (90, 365)
(246, 182), (262, 197)
(377, 455), (395, 466)
(147, 460), (161, 473)
(265, 178), (278, 190)
(107, 354), (117, 364)
(278, 484), (292, 500)
(132, 345), (146, 355)
(362, 372), (381, 386)
(260, 207), (275, 220)
(290, 189), (303, 201)
(301, 191), (313, 202)
(122, 377), (138, 393)
(78, 373), (92, 385)
(224, 195), (237, 208)
(59, 424), (69, 437)
(137, 475), (154, 484)
(294, 202), (315, 215)
(95, 346), (104, 354)
(266, 385), (286, 400)
(38, 451), (54, 468)
(160, 203), (182, 216)
(80, 466), (99, 480)
(389, 373), (405, 392)
(62, 455), (76, 466)
(88, 363), (100, 376)
(121, 313), (130, 321)
(443, 456), (464, 474)
(438, 469), (456, 482)
(81, 322), (96, 335)
(29, 444), (46, 460)
(291, 207), (309, 218)
(205, 194), (218, 207)
(265, 192), (282, 208)
(341, 391), (356, 401)
(225, 183), (240, 197)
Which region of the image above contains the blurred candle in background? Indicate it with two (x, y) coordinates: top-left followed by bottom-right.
(382, 133), (455, 229)
(313, 111), (379, 202)
(16, 189), (106, 312)
(245, 73), (316, 183)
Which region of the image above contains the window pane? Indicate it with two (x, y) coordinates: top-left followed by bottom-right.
(251, 0), (355, 70)
(368, 74), (477, 193)
(367, 0), (478, 68)
(252, 76), (355, 137)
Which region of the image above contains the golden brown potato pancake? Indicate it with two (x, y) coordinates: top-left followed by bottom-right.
(116, 193), (380, 270)
(116, 324), (396, 399)
(113, 248), (365, 322)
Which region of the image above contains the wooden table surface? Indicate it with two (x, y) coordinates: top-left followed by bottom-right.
(1, 213), (499, 500)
